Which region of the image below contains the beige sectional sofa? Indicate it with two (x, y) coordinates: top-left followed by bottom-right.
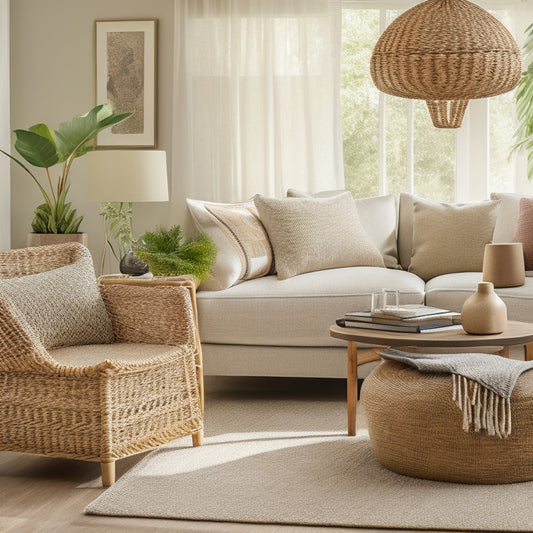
(188, 191), (533, 378)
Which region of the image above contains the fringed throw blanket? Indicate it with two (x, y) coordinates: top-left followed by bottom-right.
(379, 349), (533, 439)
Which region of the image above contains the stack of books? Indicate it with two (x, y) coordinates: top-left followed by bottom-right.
(336, 305), (462, 333)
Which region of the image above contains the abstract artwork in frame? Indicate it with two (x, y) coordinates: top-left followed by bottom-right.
(95, 19), (157, 148)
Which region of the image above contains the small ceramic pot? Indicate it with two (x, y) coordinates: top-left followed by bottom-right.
(461, 281), (507, 335)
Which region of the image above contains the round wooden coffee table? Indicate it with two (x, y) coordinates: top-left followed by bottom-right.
(329, 320), (533, 436)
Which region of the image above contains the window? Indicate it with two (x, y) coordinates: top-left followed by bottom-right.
(341, 2), (521, 202)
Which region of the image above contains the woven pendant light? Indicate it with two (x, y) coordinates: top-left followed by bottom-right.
(370, 0), (522, 128)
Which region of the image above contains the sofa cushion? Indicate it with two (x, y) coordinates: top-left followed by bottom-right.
(513, 197), (533, 270)
(0, 252), (114, 349)
(187, 199), (274, 291)
(287, 189), (400, 269)
(354, 194), (400, 269)
(408, 198), (499, 281)
(490, 192), (532, 243)
(197, 267), (425, 347)
(425, 272), (533, 322)
(254, 192), (385, 280)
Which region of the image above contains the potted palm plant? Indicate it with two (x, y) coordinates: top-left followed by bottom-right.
(1, 103), (131, 245)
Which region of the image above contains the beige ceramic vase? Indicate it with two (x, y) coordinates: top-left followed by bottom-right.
(461, 281), (507, 335)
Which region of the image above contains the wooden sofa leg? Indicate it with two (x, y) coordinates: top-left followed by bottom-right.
(101, 461), (115, 486)
(192, 429), (203, 447)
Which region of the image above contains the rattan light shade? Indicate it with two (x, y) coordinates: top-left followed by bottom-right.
(370, 0), (522, 128)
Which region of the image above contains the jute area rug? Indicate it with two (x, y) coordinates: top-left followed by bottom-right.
(86, 379), (533, 531)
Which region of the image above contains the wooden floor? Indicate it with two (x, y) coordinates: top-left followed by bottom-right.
(1, 376), (458, 533)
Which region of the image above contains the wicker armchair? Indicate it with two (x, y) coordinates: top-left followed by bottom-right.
(0, 243), (203, 486)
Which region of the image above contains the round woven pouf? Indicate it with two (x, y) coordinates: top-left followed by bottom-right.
(361, 359), (533, 484)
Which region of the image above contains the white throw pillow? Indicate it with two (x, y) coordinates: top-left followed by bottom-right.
(287, 188), (400, 269)
(187, 199), (274, 291)
(408, 197), (500, 281)
(490, 192), (533, 243)
(0, 251), (114, 350)
(254, 192), (385, 280)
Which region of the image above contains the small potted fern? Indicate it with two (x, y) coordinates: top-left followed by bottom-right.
(133, 225), (217, 285)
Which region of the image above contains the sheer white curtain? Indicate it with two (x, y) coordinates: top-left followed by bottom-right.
(172, 0), (343, 206)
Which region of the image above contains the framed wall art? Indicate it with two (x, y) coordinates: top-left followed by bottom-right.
(95, 19), (157, 148)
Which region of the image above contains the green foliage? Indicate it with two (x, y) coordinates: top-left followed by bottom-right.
(513, 22), (533, 180)
(0, 103), (132, 233)
(31, 188), (83, 233)
(99, 202), (134, 261)
(133, 225), (217, 281)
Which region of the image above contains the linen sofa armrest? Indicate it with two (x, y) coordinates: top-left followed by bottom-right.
(0, 295), (59, 373)
(98, 275), (200, 348)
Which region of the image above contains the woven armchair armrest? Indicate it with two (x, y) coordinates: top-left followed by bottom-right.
(98, 276), (199, 346)
(0, 295), (58, 372)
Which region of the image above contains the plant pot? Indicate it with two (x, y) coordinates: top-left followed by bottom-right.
(27, 232), (88, 248)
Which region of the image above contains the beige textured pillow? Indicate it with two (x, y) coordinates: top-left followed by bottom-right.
(408, 198), (500, 281)
(0, 253), (114, 349)
(287, 189), (400, 269)
(513, 197), (533, 270)
(187, 199), (274, 291)
(254, 192), (384, 280)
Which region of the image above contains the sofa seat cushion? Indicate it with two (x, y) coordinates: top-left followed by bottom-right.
(197, 267), (425, 346)
(425, 272), (533, 322)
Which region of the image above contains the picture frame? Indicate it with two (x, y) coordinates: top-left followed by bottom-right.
(95, 19), (157, 148)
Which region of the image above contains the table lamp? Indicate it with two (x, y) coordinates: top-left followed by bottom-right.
(85, 150), (169, 274)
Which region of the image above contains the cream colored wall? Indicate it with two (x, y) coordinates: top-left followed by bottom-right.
(10, 0), (182, 271)
(0, 0), (9, 249)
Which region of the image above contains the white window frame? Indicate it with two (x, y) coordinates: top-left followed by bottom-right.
(342, 0), (533, 201)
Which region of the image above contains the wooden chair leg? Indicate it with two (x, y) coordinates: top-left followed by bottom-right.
(192, 429), (203, 447)
(101, 461), (115, 486)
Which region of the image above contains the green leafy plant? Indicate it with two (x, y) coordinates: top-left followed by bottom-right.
(133, 225), (217, 281)
(99, 202), (134, 259)
(513, 22), (533, 180)
(0, 103), (131, 233)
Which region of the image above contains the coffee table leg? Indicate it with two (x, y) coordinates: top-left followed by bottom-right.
(526, 343), (533, 361)
(498, 346), (510, 358)
(347, 341), (358, 436)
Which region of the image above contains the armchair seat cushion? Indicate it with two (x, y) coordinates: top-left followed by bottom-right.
(50, 343), (180, 368)
(0, 249), (113, 349)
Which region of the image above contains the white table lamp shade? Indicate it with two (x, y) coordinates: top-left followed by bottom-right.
(85, 150), (169, 203)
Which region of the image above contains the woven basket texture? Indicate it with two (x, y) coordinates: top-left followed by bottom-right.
(0, 243), (203, 465)
(370, 0), (522, 101)
(361, 360), (533, 484)
(425, 99), (469, 129)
